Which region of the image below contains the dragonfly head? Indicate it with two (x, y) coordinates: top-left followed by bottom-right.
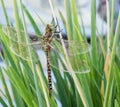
(45, 24), (56, 33)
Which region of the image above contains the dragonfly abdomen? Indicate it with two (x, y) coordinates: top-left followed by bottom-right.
(46, 46), (52, 97)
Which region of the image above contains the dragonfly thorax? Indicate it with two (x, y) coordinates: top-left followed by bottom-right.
(42, 24), (56, 44)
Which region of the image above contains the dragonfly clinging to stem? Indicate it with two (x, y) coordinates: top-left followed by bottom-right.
(4, 23), (63, 97)
(39, 24), (62, 97)
(3, 23), (90, 97)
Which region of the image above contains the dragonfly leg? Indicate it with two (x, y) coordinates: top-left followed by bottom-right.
(54, 29), (63, 34)
(48, 33), (56, 42)
(54, 25), (58, 28)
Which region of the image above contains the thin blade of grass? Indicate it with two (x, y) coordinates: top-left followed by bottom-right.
(0, 97), (8, 107)
(22, 4), (42, 35)
(106, 0), (110, 52)
(0, 0), (10, 25)
(98, 36), (106, 58)
(64, 0), (73, 39)
(59, 10), (67, 32)
(114, 62), (120, 105)
(71, 0), (82, 41)
(110, 0), (115, 47)
(91, 0), (98, 66)
(0, 69), (14, 107)
(104, 12), (120, 107)
(13, 0), (22, 40)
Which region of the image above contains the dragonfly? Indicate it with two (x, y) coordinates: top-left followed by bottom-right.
(3, 24), (90, 97)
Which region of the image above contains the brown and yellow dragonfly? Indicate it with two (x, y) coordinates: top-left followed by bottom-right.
(3, 24), (90, 97)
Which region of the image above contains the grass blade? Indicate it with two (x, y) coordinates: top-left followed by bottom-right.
(64, 0), (73, 39)
(23, 4), (42, 35)
(0, 69), (14, 107)
(0, 0), (10, 25)
(104, 12), (120, 107)
(91, 0), (98, 66)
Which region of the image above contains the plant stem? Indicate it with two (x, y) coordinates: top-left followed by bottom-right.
(104, 12), (120, 107)
(0, 0), (9, 25)
(106, 0), (110, 52)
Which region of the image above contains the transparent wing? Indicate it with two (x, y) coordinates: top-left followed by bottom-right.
(2, 26), (44, 61)
(2, 26), (17, 40)
(53, 38), (91, 56)
(10, 41), (40, 61)
(2, 26), (42, 43)
(65, 40), (90, 55)
(51, 39), (91, 74)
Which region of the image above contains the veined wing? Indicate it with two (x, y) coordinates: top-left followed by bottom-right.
(2, 26), (16, 38)
(2, 26), (44, 61)
(10, 39), (43, 61)
(9, 37), (59, 62)
(50, 39), (91, 74)
(53, 38), (91, 56)
(2, 26), (42, 43)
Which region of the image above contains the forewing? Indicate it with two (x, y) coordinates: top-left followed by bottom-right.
(53, 38), (90, 55)
(10, 40), (42, 61)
